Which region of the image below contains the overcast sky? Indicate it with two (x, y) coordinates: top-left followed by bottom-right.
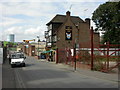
(0, 0), (108, 42)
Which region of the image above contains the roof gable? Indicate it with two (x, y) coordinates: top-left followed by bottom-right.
(56, 14), (79, 35)
(46, 14), (84, 25)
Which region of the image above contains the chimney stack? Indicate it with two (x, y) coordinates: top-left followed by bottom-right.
(66, 11), (71, 17)
(85, 18), (90, 24)
(85, 18), (90, 28)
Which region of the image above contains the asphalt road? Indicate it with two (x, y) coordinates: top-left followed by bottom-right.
(2, 56), (118, 88)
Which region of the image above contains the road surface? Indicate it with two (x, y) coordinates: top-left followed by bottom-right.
(2, 56), (118, 88)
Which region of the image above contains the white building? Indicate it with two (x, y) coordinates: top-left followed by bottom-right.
(8, 34), (15, 42)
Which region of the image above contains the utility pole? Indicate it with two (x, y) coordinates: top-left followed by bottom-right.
(91, 26), (94, 70)
(73, 23), (80, 71)
(37, 36), (40, 59)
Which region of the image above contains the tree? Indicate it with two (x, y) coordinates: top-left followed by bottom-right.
(92, 2), (120, 44)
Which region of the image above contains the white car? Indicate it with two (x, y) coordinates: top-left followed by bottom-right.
(10, 52), (26, 68)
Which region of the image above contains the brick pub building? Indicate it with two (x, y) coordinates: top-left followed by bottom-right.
(45, 11), (100, 63)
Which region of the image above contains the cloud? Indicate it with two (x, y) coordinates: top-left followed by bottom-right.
(0, 0), (109, 2)
(59, 2), (104, 19)
(0, 16), (24, 27)
(4, 26), (23, 34)
(0, 2), (58, 17)
(2, 26), (46, 42)
(24, 27), (40, 35)
(0, 1), (106, 42)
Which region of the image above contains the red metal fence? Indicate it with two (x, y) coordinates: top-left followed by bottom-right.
(56, 44), (120, 73)
(93, 43), (120, 72)
(56, 27), (120, 73)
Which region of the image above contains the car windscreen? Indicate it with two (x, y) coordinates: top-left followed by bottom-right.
(11, 54), (24, 59)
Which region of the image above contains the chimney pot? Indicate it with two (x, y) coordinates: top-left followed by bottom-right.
(85, 18), (90, 24)
(66, 11), (71, 16)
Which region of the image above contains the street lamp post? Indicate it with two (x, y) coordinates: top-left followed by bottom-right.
(45, 31), (48, 47)
(37, 36), (40, 59)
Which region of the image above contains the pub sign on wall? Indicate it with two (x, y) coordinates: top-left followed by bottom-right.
(65, 26), (72, 40)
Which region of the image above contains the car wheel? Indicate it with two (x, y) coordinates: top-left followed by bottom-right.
(11, 65), (14, 68)
(23, 63), (26, 67)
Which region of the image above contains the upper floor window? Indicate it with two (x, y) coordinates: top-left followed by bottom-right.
(45, 31), (49, 38)
(49, 30), (52, 36)
(47, 24), (52, 30)
(53, 35), (57, 42)
(50, 24), (52, 29)
(65, 26), (72, 30)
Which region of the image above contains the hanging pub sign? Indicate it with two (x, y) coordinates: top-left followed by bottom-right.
(65, 26), (72, 40)
(65, 30), (72, 40)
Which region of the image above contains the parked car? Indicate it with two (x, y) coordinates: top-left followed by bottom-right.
(10, 52), (26, 68)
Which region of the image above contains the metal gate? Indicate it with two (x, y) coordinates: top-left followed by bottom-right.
(93, 43), (120, 72)
(55, 27), (120, 73)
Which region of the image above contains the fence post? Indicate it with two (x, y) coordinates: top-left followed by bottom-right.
(107, 42), (110, 70)
(74, 43), (77, 71)
(91, 26), (94, 70)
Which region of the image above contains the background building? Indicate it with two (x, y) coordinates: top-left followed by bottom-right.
(8, 34), (15, 42)
(22, 41), (46, 57)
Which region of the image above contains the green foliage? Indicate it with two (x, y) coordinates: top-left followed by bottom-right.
(3, 41), (17, 47)
(92, 2), (120, 44)
(3, 41), (9, 47)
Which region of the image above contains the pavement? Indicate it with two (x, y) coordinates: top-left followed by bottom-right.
(39, 59), (119, 83)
